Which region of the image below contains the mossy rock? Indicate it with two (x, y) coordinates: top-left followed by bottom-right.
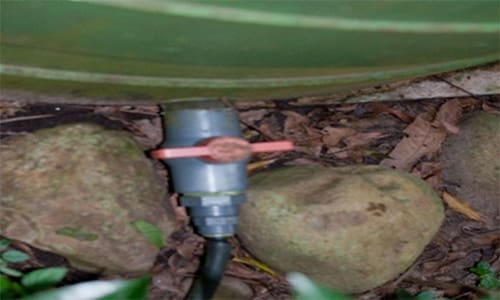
(0, 123), (174, 274)
(238, 165), (444, 293)
(441, 112), (500, 224)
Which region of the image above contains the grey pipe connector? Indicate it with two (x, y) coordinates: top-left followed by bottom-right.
(159, 100), (248, 237)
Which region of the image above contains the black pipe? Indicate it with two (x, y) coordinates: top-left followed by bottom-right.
(185, 238), (231, 300)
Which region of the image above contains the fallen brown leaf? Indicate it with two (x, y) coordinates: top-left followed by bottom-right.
(335, 104), (359, 112)
(442, 191), (481, 221)
(327, 147), (350, 159)
(282, 110), (323, 155)
(256, 116), (284, 140)
(343, 131), (388, 148)
(381, 100), (463, 171)
(371, 103), (414, 123)
(321, 126), (356, 147)
(119, 105), (159, 115)
(239, 109), (270, 125)
(433, 100), (463, 133)
(129, 118), (163, 148)
(381, 115), (442, 170)
(0, 101), (24, 118)
(412, 162), (441, 190)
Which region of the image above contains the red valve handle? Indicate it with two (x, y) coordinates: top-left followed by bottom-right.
(152, 137), (293, 163)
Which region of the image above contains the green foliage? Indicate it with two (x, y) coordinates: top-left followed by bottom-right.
(2, 250), (30, 263)
(396, 289), (449, 300)
(0, 275), (26, 299)
(0, 265), (23, 277)
(287, 272), (351, 300)
(21, 267), (68, 291)
(0, 267), (68, 299)
(132, 220), (166, 249)
(0, 238), (68, 298)
(469, 261), (500, 290)
(0, 238), (150, 299)
(0, 245), (29, 278)
(0, 239), (11, 250)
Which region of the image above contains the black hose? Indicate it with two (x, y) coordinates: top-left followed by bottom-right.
(185, 237), (231, 300)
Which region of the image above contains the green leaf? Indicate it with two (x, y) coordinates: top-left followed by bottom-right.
(1, 274), (25, 299)
(21, 267), (67, 291)
(396, 289), (414, 300)
(0, 274), (13, 292)
(2, 250), (30, 263)
(0, 239), (10, 250)
(22, 277), (151, 300)
(416, 290), (438, 300)
(0, 265), (23, 277)
(287, 272), (351, 300)
(470, 262), (493, 276)
(132, 221), (166, 249)
(479, 273), (500, 289)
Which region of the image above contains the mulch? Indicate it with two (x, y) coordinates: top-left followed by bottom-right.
(0, 93), (498, 300)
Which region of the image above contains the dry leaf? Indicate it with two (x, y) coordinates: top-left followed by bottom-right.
(321, 126), (356, 147)
(433, 100), (463, 132)
(381, 100), (463, 171)
(370, 103), (414, 123)
(411, 162), (441, 190)
(381, 115), (442, 170)
(129, 118), (163, 148)
(239, 109), (269, 125)
(282, 110), (323, 155)
(120, 105), (159, 115)
(442, 191), (481, 221)
(0, 101), (24, 118)
(335, 104), (359, 112)
(282, 110), (314, 140)
(482, 102), (500, 113)
(257, 116), (284, 140)
(327, 147), (350, 159)
(93, 106), (121, 115)
(343, 131), (388, 148)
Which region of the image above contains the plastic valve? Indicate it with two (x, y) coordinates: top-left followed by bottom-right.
(152, 137), (293, 163)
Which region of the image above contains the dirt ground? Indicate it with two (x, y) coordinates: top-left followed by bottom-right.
(0, 92), (498, 299)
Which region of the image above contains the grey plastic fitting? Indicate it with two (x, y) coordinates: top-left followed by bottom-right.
(160, 100), (248, 237)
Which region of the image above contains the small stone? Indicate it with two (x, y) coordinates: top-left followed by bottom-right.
(0, 123), (174, 274)
(238, 165), (444, 293)
(441, 112), (500, 224)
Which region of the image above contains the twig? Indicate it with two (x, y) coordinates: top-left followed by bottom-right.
(433, 75), (482, 102)
(0, 114), (55, 124)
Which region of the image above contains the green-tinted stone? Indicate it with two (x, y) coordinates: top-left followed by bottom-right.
(441, 112), (500, 224)
(238, 165), (444, 293)
(0, 123), (174, 274)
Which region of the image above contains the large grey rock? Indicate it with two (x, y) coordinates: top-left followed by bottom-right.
(0, 123), (174, 274)
(238, 165), (444, 293)
(441, 112), (500, 224)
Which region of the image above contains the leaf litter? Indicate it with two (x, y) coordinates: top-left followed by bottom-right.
(0, 95), (498, 300)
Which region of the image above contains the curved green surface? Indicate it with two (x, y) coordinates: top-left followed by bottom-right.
(0, 0), (499, 102)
